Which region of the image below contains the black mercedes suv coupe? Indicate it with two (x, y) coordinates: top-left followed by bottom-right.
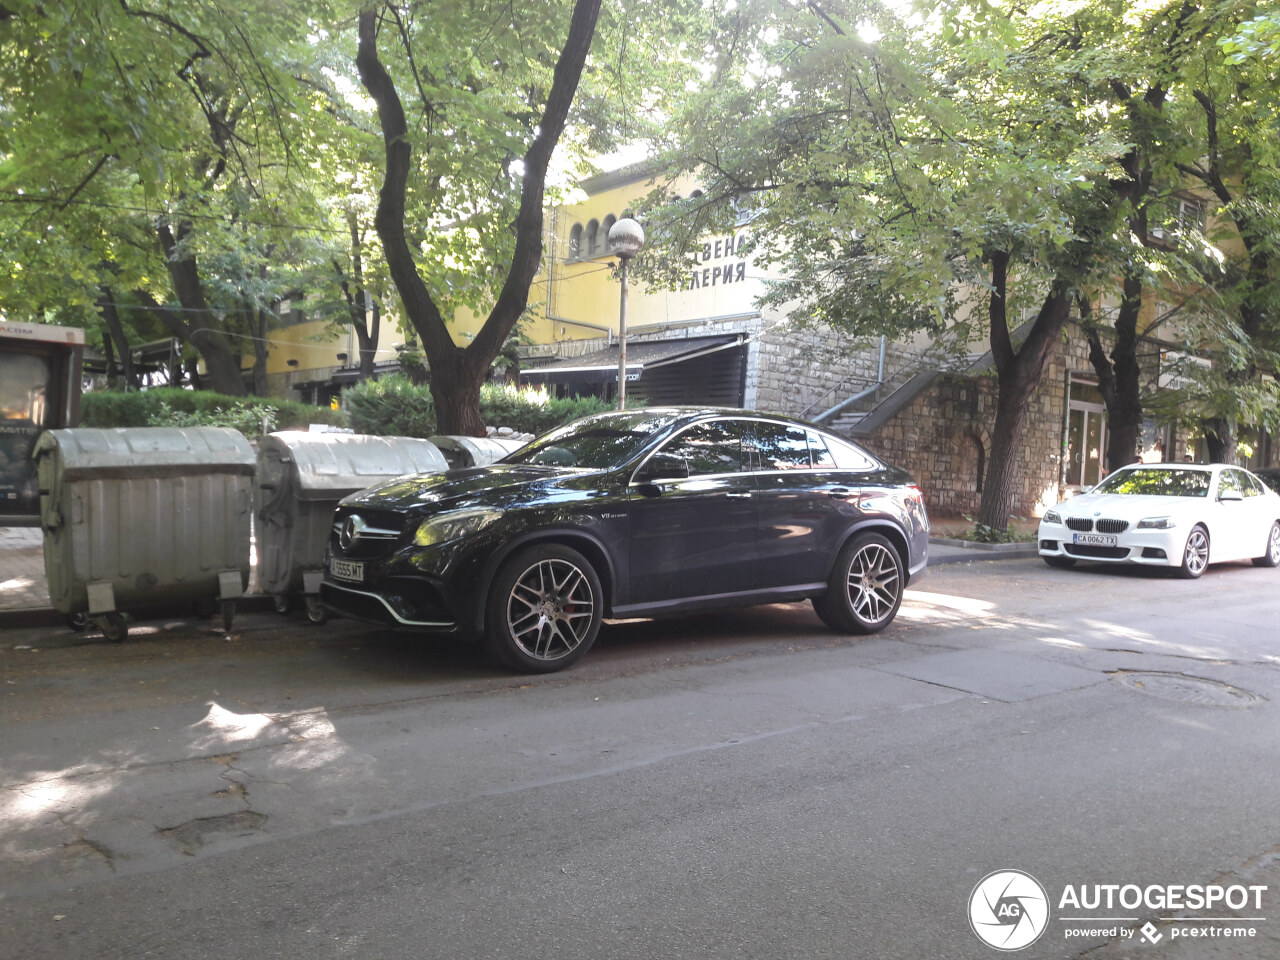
(321, 407), (929, 672)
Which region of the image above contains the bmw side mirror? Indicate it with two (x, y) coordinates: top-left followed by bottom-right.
(1219, 489), (1243, 502)
(636, 453), (689, 484)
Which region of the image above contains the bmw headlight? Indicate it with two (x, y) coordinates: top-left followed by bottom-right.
(1136, 516), (1176, 530)
(1043, 510), (1062, 525)
(414, 508), (502, 546)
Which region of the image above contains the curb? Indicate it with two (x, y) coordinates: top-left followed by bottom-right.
(928, 538), (1041, 565)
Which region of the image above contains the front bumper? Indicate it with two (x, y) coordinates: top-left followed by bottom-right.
(1036, 522), (1182, 566)
(319, 576), (461, 631)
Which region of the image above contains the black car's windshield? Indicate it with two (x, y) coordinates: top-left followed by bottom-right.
(1094, 467), (1211, 497)
(504, 411), (682, 470)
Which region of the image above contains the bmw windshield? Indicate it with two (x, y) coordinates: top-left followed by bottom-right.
(1093, 467), (1211, 497)
(502, 411), (681, 470)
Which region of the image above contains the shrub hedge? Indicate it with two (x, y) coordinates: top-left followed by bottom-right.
(81, 388), (348, 439)
(343, 375), (613, 438)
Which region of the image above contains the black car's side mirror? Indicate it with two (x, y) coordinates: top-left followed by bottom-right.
(635, 453), (690, 484)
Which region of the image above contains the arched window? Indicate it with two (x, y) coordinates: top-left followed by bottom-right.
(568, 223), (583, 260)
(602, 214), (617, 253)
(585, 219), (600, 257)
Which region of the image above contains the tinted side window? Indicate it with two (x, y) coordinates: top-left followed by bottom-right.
(752, 422), (811, 471)
(1219, 470), (1243, 497)
(809, 432), (836, 468)
(660, 422), (744, 476)
(1242, 472), (1262, 497)
(822, 434), (878, 471)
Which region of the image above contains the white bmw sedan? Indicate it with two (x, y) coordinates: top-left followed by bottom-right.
(1038, 463), (1280, 578)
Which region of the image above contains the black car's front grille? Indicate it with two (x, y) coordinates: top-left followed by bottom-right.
(330, 509), (411, 560)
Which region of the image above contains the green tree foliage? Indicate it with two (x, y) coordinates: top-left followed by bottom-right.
(0, 0), (334, 394)
(643, 0), (1280, 526)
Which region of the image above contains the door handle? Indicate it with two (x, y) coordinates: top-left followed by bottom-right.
(725, 491), (752, 499)
(826, 487), (852, 498)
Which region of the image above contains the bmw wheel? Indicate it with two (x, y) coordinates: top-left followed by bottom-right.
(813, 532), (905, 634)
(1252, 521), (1280, 568)
(1179, 524), (1210, 579)
(484, 544), (603, 673)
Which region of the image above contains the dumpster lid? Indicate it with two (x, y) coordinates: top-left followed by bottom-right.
(258, 433), (447, 498)
(36, 427), (256, 477)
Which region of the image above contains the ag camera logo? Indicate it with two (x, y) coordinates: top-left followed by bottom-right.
(969, 869), (1050, 951)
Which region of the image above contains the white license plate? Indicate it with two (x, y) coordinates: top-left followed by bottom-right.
(330, 558), (365, 582)
(1073, 533), (1118, 547)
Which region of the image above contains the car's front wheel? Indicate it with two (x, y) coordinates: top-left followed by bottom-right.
(1179, 524), (1210, 579)
(813, 532), (905, 634)
(1252, 521), (1280, 568)
(484, 544), (603, 673)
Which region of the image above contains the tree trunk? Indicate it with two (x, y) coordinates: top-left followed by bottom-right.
(1203, 416), (1236, 464)
(431, 362), (487, 436)
(357, 297), (379, 380)
(356, 0), (600, 435)
(977, 252), (1071, 531)
(97, 287), (138, 389)
(1085, 272), (1145, 471)
(156, 223), (247, 396)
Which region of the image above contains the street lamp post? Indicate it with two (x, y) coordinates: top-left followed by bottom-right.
(608, 218), (644, 409)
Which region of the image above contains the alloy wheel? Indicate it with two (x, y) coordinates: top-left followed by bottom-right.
(1183, 527), (1209, 577)
(506, 557), (597, 661)
(845, 541), (902, 624)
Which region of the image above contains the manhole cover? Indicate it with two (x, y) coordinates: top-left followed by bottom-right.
(1113, 671), (1264, 708)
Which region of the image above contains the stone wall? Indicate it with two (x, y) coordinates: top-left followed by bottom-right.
(854, 328), (1097, 519)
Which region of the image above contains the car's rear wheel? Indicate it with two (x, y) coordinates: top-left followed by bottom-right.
(1252, 521), (1280, 568)
(813, 532), (904, 634)
(484, 544), (603, 673)
(1043, 555), (1076, 569)
(1179, 524), (1210, 579)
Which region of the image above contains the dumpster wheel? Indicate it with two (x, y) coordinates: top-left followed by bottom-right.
(272, 593), (291, 615)
(221, 600), (236, 633)
(99, 613), (129, 643)
(305, 596), (328, 625)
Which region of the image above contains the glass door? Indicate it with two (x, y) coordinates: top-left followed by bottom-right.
(1066, 382), (1107, 489)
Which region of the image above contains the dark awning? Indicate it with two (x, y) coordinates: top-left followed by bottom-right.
(521, 334), (741, 386)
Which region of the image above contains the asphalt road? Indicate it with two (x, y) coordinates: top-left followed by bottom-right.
(3, 557), (1280, 959)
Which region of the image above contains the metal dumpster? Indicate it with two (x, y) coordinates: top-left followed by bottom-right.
(35, 427), (256, 640)
(427, 435), (526, 469)
(254, 433), (448, 621)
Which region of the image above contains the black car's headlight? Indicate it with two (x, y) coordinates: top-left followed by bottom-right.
(414, 508), (503, 546)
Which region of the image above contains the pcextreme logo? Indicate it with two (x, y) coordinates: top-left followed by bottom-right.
(968, 870), (1050, 951)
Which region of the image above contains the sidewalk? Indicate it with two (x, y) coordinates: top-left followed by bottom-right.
(0, 527), (49, 621)
(1, 522), (1038, 626)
